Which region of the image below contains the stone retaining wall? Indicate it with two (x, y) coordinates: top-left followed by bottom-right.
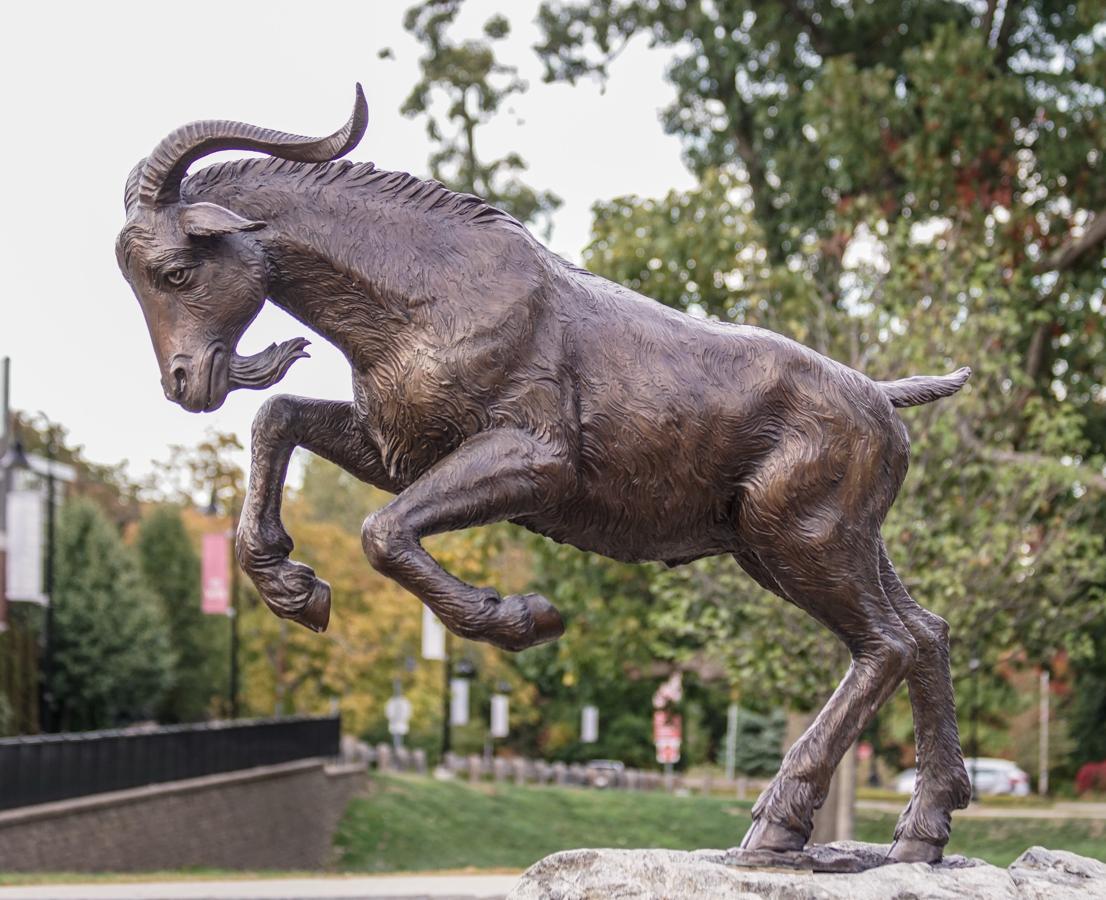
(0, 758), (365, 872)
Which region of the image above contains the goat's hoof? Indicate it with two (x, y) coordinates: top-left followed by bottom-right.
(290, 577), (332, 633)
(740, 818), (807, 853)
(491, 592), (565, 652)
(886, 837), (943, 864)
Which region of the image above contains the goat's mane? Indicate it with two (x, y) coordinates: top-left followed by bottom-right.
(183, 157), (527, 234)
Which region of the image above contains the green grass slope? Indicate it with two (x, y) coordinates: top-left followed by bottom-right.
(335, 775), (1106, 872)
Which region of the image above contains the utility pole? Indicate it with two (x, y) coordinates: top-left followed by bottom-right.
(969, 654), (981, 801)
(1038, 667), (1050, 796)
(440, 633), (453, 758)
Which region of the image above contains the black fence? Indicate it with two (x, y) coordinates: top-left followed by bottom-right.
(0, 715), (340, 811)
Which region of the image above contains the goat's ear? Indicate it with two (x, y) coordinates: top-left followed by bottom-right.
(180, 202), (266, 237)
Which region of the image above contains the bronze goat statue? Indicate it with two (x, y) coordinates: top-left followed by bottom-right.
(117, 87), (972, 865)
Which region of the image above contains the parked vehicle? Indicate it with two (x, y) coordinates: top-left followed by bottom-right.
(894, 758), (1031, 797)
(586, 759), (625, 789)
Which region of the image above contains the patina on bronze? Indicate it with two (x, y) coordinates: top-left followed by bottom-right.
(116, 86), (973, 866)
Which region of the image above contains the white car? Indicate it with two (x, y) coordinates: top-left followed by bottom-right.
(586, 759), (625, 789)
(894, 758), (1031, 797)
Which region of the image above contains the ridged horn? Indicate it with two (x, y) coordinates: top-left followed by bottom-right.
(124, 158), (145, 214)
(138, 84), (368, 207)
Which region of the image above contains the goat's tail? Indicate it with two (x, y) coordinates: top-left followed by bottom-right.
(877, 366), (971, 408)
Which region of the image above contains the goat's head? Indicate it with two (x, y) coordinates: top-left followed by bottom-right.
(116, 86), (368, 412)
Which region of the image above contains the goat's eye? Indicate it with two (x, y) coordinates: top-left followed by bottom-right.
(165, 268), (189, 287)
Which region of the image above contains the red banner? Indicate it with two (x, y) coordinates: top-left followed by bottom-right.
(201, 532), (231, 615)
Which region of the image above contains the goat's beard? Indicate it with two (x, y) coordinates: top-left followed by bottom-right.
(228, 337), (310, 392)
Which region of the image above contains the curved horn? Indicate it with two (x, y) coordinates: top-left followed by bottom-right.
(138, 84), (368, 207)
(124, 158), (145, 214)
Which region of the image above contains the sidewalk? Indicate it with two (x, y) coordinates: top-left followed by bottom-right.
(0, 874), (519, 900)
(857, 799), (1106, 820)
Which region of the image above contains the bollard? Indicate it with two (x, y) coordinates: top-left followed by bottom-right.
(375, 743), (392, 771)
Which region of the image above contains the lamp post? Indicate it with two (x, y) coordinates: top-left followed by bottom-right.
(41, 435), (57, 732)
(1, 433), (56, 732)
(0, 439), (33, 645)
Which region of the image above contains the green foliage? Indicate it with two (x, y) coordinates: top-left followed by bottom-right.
(0, 602), (42, 735)
(1068, 622), (1106, 767)
(136, 505), (226, 723)
(401, 0), (561, 234)
(336, 774), (757, 871)
(726, 707), (786, 777)
(49, 498), (173, 731)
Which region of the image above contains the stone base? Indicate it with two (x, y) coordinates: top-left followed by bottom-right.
(509, 843), (1106, 899)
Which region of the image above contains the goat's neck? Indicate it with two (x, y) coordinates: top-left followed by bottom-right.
(259, 224), (410, 373)
(201, 181), (421, 372)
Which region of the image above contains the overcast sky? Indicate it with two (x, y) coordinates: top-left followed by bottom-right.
(1, 0), (695, 484)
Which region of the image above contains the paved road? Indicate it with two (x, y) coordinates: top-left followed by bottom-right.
(0, 874), (519, 900)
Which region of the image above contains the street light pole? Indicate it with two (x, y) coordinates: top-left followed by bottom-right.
(969, 654), (980, 802)
(40, 436), (56, 732)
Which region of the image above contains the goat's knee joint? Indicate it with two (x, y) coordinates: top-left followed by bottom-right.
(918, 610), (951, 649)
(253, 394), (299, 442)
(862, 630), (917, 676)
(886, 632), (919, 675)
(361, 511), (411, 571)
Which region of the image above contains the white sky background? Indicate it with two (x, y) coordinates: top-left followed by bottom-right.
(1, 0), (694, 485)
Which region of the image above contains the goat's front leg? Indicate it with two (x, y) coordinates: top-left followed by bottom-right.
(237, 395), (396, 632)
(360, 428), (568, 652)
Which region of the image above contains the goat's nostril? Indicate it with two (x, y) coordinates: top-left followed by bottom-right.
(171, 366), (187, 399)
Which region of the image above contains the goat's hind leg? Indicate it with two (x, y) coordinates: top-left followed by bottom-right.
(879, 544), (971, 863)
(736, 533), (916, 854)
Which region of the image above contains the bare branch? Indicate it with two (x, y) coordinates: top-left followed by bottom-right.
(957, 420), (1106, 493)
(1039, 210), (1106, 274)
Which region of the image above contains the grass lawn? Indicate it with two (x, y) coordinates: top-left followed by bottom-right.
(334, 774), (1106, 872)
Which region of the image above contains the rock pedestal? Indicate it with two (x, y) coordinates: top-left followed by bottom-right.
(508, 844), (1106, 899)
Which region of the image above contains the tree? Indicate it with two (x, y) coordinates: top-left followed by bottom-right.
(532, 3), (1106, 776)
(137, 505), (226, 723)
(728, 707), (786, 777)
(240, 453), (539, 754)
(49, 498), (172, 731)
(401, 0), (562, 234)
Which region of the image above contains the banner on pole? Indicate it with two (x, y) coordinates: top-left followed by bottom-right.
(201, 532), (231, 615)
(581, 705), (599, 743)
(5, 489), (45, 604)
(450, 677), (470, 726)
(490, 693), (509, 738)
(422, 605), (446, 660)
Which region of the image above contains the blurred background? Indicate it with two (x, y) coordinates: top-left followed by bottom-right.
(1, 0), (1105, 887)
